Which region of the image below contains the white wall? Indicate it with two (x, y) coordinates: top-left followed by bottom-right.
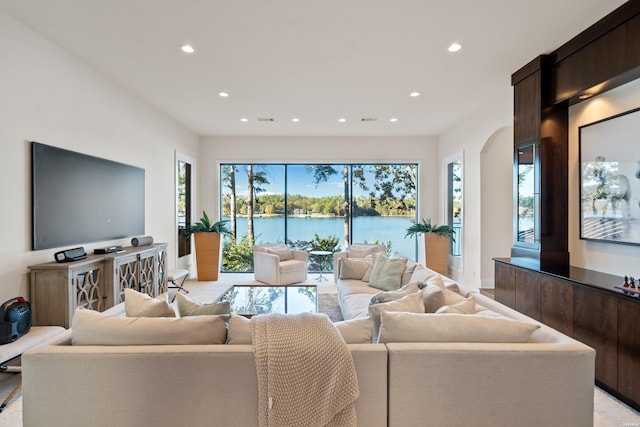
(0, 12), (199, 302)
(437, 84), (514, 289)
(199, 135), (439, 263)
(568, 78), (640, 276)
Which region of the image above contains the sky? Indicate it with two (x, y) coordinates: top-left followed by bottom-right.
(222, 164), (416, 198)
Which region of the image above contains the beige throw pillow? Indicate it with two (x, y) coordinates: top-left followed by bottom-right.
(175, 292), (230, 317)
(227, 314), (252, 344)
(370, 281), (421, 305)
(377, 312), (541, 343)
(72, 308), (228, 345)
(422, 284), (446, 313)
(339, 257), (370, 280)
(368, 255), (408, 291)
(368, 291), (425, 342)
(435, 297), (476, 314)
(361, 252), (381, 282)
(124, 288), (175, 317)
(265, 245), (293, 260)
(333, 317), (373, 344)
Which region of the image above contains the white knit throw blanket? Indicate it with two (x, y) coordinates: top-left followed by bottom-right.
(250, 313), (359, 427)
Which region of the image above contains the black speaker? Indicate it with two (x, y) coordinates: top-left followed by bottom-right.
(54, 247), (87, 263)
(0, 297), (31, 344)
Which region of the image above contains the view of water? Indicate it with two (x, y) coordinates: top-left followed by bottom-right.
(224, 215), (418, 259)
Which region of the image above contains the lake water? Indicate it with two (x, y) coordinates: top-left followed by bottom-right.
(225, 215), (418, 259)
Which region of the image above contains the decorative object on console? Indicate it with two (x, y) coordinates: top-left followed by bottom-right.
(131, 236), (153, 247)
(185, 211), (230, 281)
(405, 218), (455, 275)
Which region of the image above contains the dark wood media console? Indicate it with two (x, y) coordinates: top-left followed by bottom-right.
(494, 257), (640, 411)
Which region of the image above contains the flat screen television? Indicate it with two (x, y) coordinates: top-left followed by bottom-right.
(32, 142), (145, 250)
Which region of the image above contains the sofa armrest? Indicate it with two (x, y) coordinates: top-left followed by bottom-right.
(291, 250), (308, 262)
(333, 251), (348, 282)
(386, 342), (595, 427)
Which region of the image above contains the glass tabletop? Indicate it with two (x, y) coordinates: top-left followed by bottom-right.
(220, 285), (318, 316)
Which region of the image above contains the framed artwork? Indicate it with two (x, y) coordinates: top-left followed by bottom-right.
(579, 107), (640, 246)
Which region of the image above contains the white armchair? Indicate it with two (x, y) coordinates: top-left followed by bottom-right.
(253, 243), (308, 285)
(333, 243), (386, 282)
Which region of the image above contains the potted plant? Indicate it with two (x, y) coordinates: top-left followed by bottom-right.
(186, 211), (230, 281)
(405, 218), (455, 275)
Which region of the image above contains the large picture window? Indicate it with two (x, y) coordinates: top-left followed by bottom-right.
(220, 163), (418, 272)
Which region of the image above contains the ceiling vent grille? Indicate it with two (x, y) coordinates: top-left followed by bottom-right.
(360, 117), (377, 122)
(257, 117), (275, 122)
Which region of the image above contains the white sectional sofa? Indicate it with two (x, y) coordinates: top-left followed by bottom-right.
(22, 260), (595, 427)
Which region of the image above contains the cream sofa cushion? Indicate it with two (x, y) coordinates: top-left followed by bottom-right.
(72, 308), (228, 345)
(390, 252), (418, 285)
(124, 288), (175, 317)
(348, 244), (381, 258)
(175, 292), (230, 317)
(368, 291), (425, 342)
(377, 312), (541, 343)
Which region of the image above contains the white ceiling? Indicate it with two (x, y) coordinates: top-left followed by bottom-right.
(0, 0), (628, 137)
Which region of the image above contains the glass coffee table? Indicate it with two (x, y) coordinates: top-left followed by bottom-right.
(219, 285), (317, 317)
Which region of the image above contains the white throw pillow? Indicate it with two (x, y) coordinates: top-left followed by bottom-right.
(377, 311), (540, 343)
(409, 264), (440, 283)
(227, 314), (252, 344)
(368, 291), (425, 342)
(265, 245), (293, 260)
(339, 257), (370, 280)
(334, 317), (373, 344)
(71, 308), (228, 345)
(175, 292), (230, 317)
(124, 288), (175, 317)
(361, 252), (381, 282)
(391, 252), (418, 285)
(368, 255), (408, 291)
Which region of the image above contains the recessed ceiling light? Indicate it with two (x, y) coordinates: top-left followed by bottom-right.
(578, 93), (593, 100)
(240, 118), (248, 122)
(181, 44), (195, 54)
(390, 118), (399, 122)
(218, 92), (229, 98)
(338, 118), (347, 123)
(448, 42), (463, 53)
(291, 118), (300, 122)
(410, 92), (420, 97)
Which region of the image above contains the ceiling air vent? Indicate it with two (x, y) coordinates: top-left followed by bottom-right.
(360, 117), (377, 122)
(257, 117), (275, 122)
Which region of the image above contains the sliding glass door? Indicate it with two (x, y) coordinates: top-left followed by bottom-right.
(220, 163), (418, 272)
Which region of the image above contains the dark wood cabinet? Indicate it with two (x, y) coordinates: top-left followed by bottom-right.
(494, 258), (640, 411)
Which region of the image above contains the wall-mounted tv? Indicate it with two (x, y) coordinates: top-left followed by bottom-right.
(32, 142), (145, 250)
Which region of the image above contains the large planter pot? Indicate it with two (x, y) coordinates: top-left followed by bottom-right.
(193, 232), (221, 281)
(424, 234), (449, 275)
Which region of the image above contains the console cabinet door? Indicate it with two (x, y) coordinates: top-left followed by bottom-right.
(540, 275), (574, 337)
(618, 297), (640, 404)
(574, 286), (618, 390)
(494, 262), (516, 309)
(514, 267), (540, 321)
